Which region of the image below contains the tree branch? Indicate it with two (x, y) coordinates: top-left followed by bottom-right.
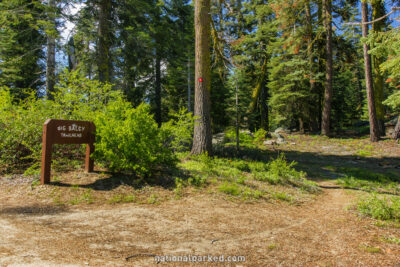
(344, 7), (400, 26)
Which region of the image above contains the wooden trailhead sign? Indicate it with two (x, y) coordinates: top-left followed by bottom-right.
(40, 119), (96, 185)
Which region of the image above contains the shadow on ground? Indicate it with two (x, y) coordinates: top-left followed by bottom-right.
(214, 144), (400, 183)
(49, 167), (191, 191)
(0, 204), (68, 216)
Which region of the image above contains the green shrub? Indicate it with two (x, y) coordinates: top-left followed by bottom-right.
(357, 194), (400, 221)
(253, 128), (268, 144)
(1, 70), (177, 178)
(336, 167), (400, 194)
(94, 102), (176, 177)
(224, 127), (254, 144)
(0, 88), (56, 171)
(218, 182), (242, 196)
(161, 108), (194, 152)
(253, 153), (319, 192)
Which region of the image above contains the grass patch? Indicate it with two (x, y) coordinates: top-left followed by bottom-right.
(336, 167), (400, 194)
(107, 194), (136, 204)
(357, 194), (400, 221)
(219, 182), (242, 196)
(270, 191), (293, 202)
(147, 194), (159, 204)
(359, 245), (382, 253)
(251, 153), (319, 193)
(373, 220), (400, 228)
(179, 150), (319, 202)
(380, 236), (400, 245)
(69, 189), (94, 205)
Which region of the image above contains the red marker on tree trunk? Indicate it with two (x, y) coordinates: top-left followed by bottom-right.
(198, 77), (203, 83)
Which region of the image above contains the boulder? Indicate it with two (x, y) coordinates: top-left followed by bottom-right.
(264, 140), (277, 145)
(274, 127), (290, 134)
(271, 132), (284, 139)
(212, 132), (225, 145)
(276, 137), (286, 144)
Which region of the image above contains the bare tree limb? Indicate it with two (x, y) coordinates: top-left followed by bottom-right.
(344, 7), (400, 26)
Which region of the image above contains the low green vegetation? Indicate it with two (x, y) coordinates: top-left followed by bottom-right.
(179, 151), (319, 202)
(359, 245), (382, 254)
(336, 167), (400, 194)
(357, 194), (400, 221)
(0, 71), (193, 178)
(380, 235), (400, 245)
(107, 194), (136, 204)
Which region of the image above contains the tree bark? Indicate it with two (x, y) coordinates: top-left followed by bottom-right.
(191, 0), (212, 155)
(321, 0), (333, 136)
(371, 0), (386, 136)
(155, 49), (162, 127)
(394, 116), (400, 140)
(260, 82), (269, 131)
(361, 1), (380, 142)
(98, 0), (112, 83)
(46, 0), (56, 100)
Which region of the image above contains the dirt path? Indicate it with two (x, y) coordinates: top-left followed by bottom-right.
(0, 184), (399, 266)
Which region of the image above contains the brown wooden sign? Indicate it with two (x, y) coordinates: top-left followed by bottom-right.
(40, 119), (96, 185)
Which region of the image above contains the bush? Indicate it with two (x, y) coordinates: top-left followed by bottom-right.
(252, 153), (319, 192)
(0, 88), (55, 171)
(224, 127), (254, 144)
(253, 128), (268, 144)
(0, 69), (177, 177)
(94, 102), (177, 177)
(161, 108), (194, 152)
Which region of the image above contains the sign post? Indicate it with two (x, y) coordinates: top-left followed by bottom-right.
(40, 119), (96, 185)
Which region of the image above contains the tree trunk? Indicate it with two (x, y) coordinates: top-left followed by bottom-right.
(46, 0), (56, 100)
(361, 1), (380, 142)
(155, 49), (162, 127)
(236, 78), (239, 154)
(260, 82), (269, 131)
(98, 0), (112, 83)
(191, 0), (212, 155)
(394, 116), (400, 140)
(187, 54), (191, 113)
(321, 0), (333, 136)
(299, 117), (305, 134)
(67, 37), (77, 71)
(305, 0), (318, 132)
(371, 0), (386, 136)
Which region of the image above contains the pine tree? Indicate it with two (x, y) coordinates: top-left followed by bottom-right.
(321, 0), (333, 136)
(0, 0), (46, 98)
(46, 0), (57, 99)
(191, 0), (212, 155)
(361, 0), (380, 142)
(371, 0), (387, 136)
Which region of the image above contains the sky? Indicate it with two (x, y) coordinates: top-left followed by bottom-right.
(60, 3), (84, 44)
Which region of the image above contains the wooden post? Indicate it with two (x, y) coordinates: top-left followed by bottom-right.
(40, 120), (52, 185)
(85, 123), (95, 172)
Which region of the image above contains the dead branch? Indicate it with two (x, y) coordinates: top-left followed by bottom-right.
(344, 7), (400, 26)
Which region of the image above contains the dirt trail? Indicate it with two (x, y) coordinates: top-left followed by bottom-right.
(1, 184), (399, 266)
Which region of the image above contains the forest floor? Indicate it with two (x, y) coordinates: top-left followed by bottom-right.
(1, 134), (400, 266)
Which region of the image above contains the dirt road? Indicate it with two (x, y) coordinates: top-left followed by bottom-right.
(0, 182), (399, 267)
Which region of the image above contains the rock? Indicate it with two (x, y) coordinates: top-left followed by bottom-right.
(212, 132), (225, 144)
(276, 137), (286, 144)
(271, 132), (284, 139)
(274, 127), (290, 134)
(264, 140), (277, 145)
